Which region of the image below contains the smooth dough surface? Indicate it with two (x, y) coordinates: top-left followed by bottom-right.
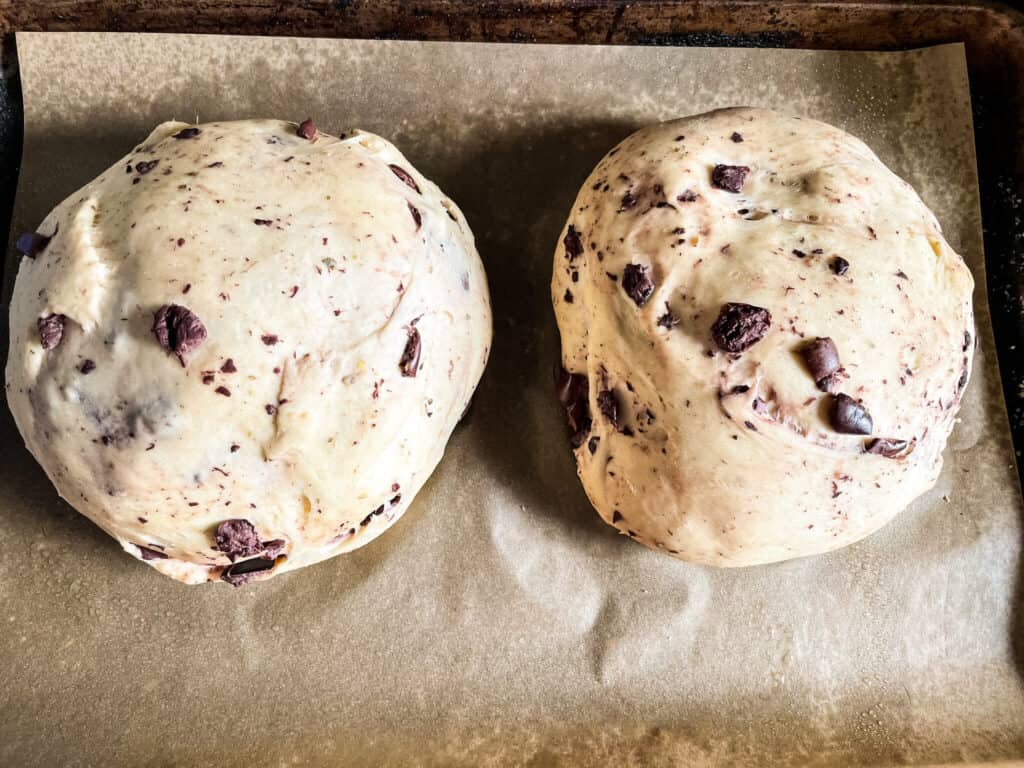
(7, 119), (491, 584)
(552, 107), (974, 567)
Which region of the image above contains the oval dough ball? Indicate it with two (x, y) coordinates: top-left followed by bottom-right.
(7, 119), (491, 585)
(552, 107), (974, 567)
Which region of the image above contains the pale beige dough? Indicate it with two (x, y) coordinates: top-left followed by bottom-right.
(552, 107), (974, 567)
(7, 119), (491, 584)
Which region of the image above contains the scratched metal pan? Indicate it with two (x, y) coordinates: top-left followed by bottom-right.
(1, 2), (1024, 767)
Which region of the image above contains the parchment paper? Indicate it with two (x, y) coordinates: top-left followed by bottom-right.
(2, 32), (1022, 767)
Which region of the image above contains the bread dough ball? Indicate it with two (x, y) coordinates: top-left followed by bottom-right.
(552, 107), (974, 567)
(7, 119), (491, 584)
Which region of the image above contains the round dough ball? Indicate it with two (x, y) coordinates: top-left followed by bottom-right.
(552, 107), (974, 567)
(7, 119), (491, 585)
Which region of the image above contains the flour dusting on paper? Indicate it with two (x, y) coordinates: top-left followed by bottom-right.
(2, 32), (1022, 766)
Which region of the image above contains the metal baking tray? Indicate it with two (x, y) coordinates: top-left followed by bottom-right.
(1, 2), (1022, 766)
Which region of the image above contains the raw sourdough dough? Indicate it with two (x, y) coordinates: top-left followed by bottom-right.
(7, 119), (491, 584)
(552, 107), (975, 567)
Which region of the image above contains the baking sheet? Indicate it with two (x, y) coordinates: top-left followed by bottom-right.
(1, 32), (1022, 767)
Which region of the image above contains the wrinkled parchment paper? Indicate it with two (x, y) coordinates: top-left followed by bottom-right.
(2, 33), (1022, 767)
